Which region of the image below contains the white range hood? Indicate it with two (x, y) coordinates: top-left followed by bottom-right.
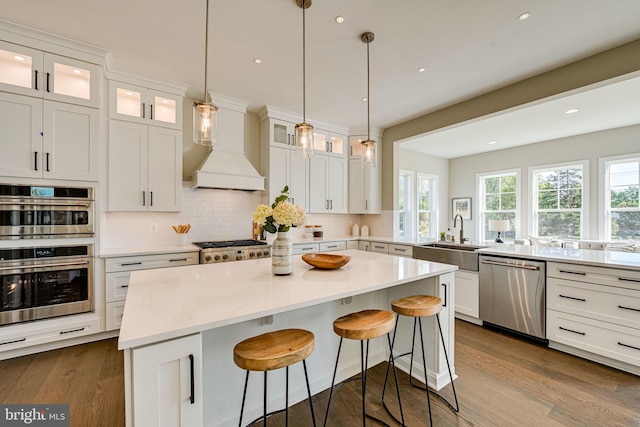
(191, 95), (265, 191)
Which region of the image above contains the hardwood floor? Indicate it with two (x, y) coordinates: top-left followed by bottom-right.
(0, 320), (638, 426)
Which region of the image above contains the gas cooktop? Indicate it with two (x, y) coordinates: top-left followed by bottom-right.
(194, 240), (271, 263)
(193, 240), (268, 250)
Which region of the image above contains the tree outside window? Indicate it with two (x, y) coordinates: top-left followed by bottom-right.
(607, 159), (640, 240)
(479, 171), (518, 242)
(417, 174), (436, 242)
(533, 165), (584, 239)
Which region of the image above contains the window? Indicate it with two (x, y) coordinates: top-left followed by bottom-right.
(478, 170), (520, 242)
(417, 174), (437, 242)
(601, 155), (640, 241)
(530, 161), (588, 240)
(397, 171), (412, 239)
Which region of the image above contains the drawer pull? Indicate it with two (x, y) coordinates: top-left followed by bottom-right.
(558, 269), (586, 276)
(169, 258), (188, 262)
(618, 342), (640, 352)
(327, 245), (338, 249)
(302, 247), (315, 250)
(618, 277), (640, 284)
(0, 337), (26, 346)
(120, 285), (129, 288)
(559, 294), (586, 302)
(60, 327), (85, 335)
(618, 305), (640, 312)
(121, 262), (142, 266)
(559, 326), (585, 336)
(374, 245), (385, 249)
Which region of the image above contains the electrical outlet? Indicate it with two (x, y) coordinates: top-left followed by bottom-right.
(150, 223), (158, 232)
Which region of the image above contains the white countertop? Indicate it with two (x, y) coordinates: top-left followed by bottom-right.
(478, 244), (640, 271)
(117, 250), (457, 350)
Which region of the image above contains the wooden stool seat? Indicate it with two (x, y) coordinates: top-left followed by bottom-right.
(333, 309), (395, 340)
(234, 328), (314, 371)
(391, 295), (442, 318)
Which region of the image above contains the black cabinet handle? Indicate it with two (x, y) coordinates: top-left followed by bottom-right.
(558, 269), (586, 276)
(559, 326), (585, 336)
(442, 283), (447, 307)
(189, 354), (195, 404)
(121, 262), (142, 266)
(618, 342), (640, 352)
(618, 277), (640, 284)
(150, 104), (154, 120)
(142, 102), (146, 118)
(46, 72), (50, 92)
(559, 294), (586, 302)
(60, 327), (85, 335)
(46, 152), (50, 172)
(34, 70), (39, 90)
(150, 191), (153, 206)
(169, 258), (188, 262)
(119, 285), (129, 288)
(34, 151), (38, 171)
(619, 305), (640, 312)
(142, 191), (146, 206)
(0, 337), (26, 346)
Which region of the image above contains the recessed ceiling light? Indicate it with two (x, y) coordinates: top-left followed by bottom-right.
(418, 67), (426, 73)
(335, 16), (344, 24)
(488, 141), (497, 145)
(253, 58), (262, 64)
(565, 108), (579, 114)
(518, 12), (531, 21)
(14, 55), (25, 61)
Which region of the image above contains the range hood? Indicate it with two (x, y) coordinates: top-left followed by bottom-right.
(191, 95), (265, 191)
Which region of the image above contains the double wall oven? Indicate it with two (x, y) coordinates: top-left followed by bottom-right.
(0, 183), (95, 326)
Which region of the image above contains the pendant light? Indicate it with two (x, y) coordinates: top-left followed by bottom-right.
(361, 32), (377, 168)
(294, 0), (314, 158)
(193, 0), (218, 146)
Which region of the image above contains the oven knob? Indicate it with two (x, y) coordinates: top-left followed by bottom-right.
(205, 255), (212, 262)
(256, 251), (262, 257)
(249, 252), (255, 257)
(214, 255), (221, 261)
(264, 250), (269, 256)
(236, 254), (243, 260)
(222, 254), (229, 260)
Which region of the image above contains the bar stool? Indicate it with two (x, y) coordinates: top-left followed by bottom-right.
(382, 295), (459, 426)
(324, 309), (405, 426)
(233, 328), (316, 427)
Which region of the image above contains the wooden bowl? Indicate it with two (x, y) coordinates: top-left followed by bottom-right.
(302, 253), (351, 270)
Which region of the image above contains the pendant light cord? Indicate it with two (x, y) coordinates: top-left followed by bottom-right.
(366, 37), (370, 140)
(302, 0), (307, 122)
(204, 0), (210, 103)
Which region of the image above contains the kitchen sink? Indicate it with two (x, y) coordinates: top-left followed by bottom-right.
(413, 242), (489, 271)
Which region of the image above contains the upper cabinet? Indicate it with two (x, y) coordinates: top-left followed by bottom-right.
(312, 129), (346, 157)
(109, 81), (182, 130)
(349, 135), (381, 214)
(0, 41), (101, 108)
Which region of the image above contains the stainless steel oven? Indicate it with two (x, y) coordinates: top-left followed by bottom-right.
(0, 244), (94, 325)
(0, 184), (94, 239)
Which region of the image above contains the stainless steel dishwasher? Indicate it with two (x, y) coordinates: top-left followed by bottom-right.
(479, 255), (546, 340)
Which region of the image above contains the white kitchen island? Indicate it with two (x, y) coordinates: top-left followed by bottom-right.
(118, 250), (457, 427)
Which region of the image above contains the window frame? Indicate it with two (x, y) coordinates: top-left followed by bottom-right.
(528, 160), (589, 240)
(416, 172), (438, 242)
(476, 168), (521, 243)
(599, 153), (640, 241)
(396, 170), (413, 240)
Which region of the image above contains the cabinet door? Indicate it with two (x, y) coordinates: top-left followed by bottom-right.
(308, 154), (328, 213)
(269, 146), (290, 202)
(454, 270), (479, 318)
(108, 121), (148, 211)
(148, 127), (182, 212)
(327, 156), (347, 213)
(290, 152), (307, 210)
(148, 89), (182, 130)
(270, 118), (293, 148)
(349, 158), (366, 213)
(0, 92), (42, 178)
(132, 334), (202, 427)
(0, 41), (43, 97)
(42, 53), (101, 108)
(109, 81), (148, 124)
(42, 101), (99, 181)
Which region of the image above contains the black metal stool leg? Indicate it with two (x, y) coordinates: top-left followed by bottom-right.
(381, 314), (400, 403)
(361, 340), (367, 427)
(239, 370), (250, 427)
(387, 332), (406, 426)
(436, 313), (459, 412)
(418, 317), (434, 426)
(263, 371), (268, 426)
(323, 337), (343, 427)
(285, 366), (289, 427)
(302, 360), (317, 427)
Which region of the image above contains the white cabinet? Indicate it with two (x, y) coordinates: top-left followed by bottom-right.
(454, 270), (480, 322)
(308, 154), (347, 213)
(0, 92), (99, 180)
(292, 243), (320, 255)
(262, 118), (308, 210)
(370, 242), (389, 254)
(104, 251), (199, 331)
(0, 41), (101, 108)
(320, 241), (347, 252)
(313, 129), (346, 157)
(346, 240), (359, 250)
(547, 262), (640, 372)
(108, 121), (182, 211)
(131, 333), (202, 426)
(349, 136), (381, 214)
(358, 241), (371, 251)
(109, 81), (182, 130)
(389, 244), (413, 258)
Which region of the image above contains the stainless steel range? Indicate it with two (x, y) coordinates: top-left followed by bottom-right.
(194, 240), (271, 264)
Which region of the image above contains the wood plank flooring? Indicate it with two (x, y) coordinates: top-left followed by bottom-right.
(0, 320), (638, 426)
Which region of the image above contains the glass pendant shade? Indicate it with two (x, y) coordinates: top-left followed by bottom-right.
(361, 139), (377, 167)
(295, 122), (314, 157)
(193, 101), (218, 146)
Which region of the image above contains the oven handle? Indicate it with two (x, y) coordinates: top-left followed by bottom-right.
(480, 259), (540, 270)
(0, 261), (90, 271)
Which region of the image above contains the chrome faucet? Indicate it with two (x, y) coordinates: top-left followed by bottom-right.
(453, 213), (464, 243)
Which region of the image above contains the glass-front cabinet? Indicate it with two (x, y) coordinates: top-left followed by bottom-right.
(0, 41), (101, 108)
(312, 129), (346, 157)
(109, 81), (182, 130)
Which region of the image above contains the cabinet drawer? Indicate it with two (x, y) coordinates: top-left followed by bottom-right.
(370, 242), (389, 254)
(346, 240), (359, 250)
(106, 271), (132, 302)
(293, 243), (319, 255)
(320, 241), (346, 252)
(547, 262), (640, 289)
(358, 241), (370, 251)
(548, 278), (640, 329)
(0, 315), (100, 352)
(106, 251), (199, 272)
(547, 310), (640, 367)
(389, 244), (413, 257)
(106, 301), (126, 331)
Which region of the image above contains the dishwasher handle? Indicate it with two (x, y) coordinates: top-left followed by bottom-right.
(480, 259), (541, 270)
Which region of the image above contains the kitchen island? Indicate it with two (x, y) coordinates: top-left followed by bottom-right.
(118, 249), (457, 426)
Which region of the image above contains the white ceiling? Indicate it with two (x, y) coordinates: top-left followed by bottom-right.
(2, 0), (640, 155)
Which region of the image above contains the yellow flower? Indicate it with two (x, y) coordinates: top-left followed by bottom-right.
(254, 186), (306, 234)
(252, 204), (272, 226)
(273, 201), (298, 227)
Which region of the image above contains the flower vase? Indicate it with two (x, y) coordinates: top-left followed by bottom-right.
(272, 231), (293, 275)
